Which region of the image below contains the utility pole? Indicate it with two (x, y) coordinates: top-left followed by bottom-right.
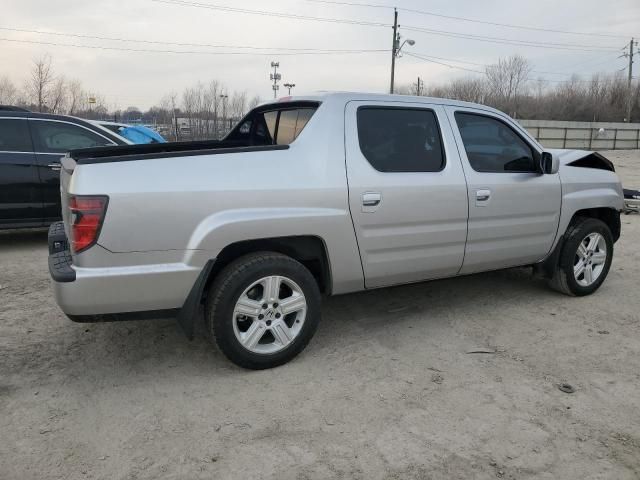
(623, 38), (637, 122)
(416, 76), (422, 96)
(389, 8), (398, 94)
(270, 61), (281, 98)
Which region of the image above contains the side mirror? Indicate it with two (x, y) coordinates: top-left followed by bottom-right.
(540, 151), (559, 174)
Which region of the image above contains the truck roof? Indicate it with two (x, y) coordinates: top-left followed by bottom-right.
(269, 91), (504, 115)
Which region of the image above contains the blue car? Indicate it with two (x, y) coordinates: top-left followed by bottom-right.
(94, 121), (166, 144)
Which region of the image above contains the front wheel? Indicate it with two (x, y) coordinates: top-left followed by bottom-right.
(548, 217), (614, 296)
(205, 252), (321, 369)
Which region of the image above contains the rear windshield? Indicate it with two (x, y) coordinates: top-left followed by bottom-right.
(226, 102), (318, 146)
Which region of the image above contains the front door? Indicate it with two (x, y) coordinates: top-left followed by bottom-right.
(0, 118), (42, 227)
(345, 101), (469, 288)
(446, 107), (561, 274)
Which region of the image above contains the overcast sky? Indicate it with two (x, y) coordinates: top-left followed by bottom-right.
(2, 0), (639, 109)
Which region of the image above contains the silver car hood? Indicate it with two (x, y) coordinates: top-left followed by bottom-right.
(546, 148), (596, 166)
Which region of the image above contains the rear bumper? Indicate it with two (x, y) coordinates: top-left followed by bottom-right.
(48, 222), (75, 282)
(47, 222), (201, 318)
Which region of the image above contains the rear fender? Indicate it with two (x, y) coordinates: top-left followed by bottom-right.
(185, 207), (364, 295)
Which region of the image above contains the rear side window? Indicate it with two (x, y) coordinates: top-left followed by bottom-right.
(226, 105), (317, 146)
(0, 119), (33, 152)
(30, 121), (113, 153)
(357, 107), (445, 172)
(275, 108), (315, 145)
(454, 112), (536, 173)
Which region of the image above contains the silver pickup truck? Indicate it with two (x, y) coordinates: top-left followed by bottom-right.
(48, 93), (624, 369)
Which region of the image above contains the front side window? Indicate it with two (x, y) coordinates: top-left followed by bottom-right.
(30, 121), (113, 153)
(357, 107), (445, 172)
(0, 119), (32, 152)
(455, 112), (536, 173)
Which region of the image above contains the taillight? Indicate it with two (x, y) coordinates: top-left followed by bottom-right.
(68, 195), (108, 253)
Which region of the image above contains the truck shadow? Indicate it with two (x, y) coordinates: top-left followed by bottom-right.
(12, 267), (556, 387)
(0, 225), (560, 384)
(0, 228), (48, 250)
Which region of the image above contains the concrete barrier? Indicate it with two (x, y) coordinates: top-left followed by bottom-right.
(518, 119), (640, 150)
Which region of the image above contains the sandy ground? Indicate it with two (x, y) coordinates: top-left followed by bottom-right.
(1, 150), (640, 480)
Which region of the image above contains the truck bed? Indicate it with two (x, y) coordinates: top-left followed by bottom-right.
(70, 139), (288, 165)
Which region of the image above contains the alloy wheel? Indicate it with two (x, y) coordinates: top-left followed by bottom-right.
(573, 232), (607, 287)
(232, 275), (307, 354)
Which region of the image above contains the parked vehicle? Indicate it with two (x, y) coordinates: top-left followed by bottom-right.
(0, 105), (30, 112)
(0, 110), (128, 229)
(623, 188), (640, 213)
(92, 121), (167, 144)
(48, 93), (624, 369)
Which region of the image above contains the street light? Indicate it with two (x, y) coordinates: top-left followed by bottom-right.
(390, 34), (416, 94)
(398, 38), (415, 52)
(283, 83), (296, 95)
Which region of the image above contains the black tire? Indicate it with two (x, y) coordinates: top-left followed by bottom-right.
(548, 217), (613, 296)
(205, 252), (321, 369)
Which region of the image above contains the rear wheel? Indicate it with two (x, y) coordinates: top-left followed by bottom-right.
(548, 217), (613, 296)
(206, 252), (321, 369)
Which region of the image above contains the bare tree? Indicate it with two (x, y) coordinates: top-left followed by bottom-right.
(49, 77), (68, 114)
(0, 76), (18, 105)
(248, 95), (262, 110)
(449, 77), (487, 103)
(67, 79), (85, 115)
(229, 91), (247, 121)
(26, 55), (54, 112)
(485, 54), (532, 116)
(587, 74), (610, 121)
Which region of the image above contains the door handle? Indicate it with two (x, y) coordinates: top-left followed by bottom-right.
(361, 192), (381, 212)
(475, 189), (491, 205)
(48, 163), (61, 171)
(362, 192), (381, 206)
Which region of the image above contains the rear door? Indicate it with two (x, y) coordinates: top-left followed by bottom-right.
(0, 118), (42, 227)
(446, 107), (561, 274)
(345, 101), (469, 288)
(29, 119), (117, 223)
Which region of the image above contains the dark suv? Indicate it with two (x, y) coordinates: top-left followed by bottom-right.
(0, 109), (128, 229)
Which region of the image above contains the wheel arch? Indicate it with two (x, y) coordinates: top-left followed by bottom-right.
(177, 235), (332, 340)
(568, 207), (620, 242)
(205, 235), (332, 296)
(540, 206), (619, 279)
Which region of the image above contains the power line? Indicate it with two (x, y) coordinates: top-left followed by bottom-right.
(404, 51), (624, 83)
(560, 51), (627, 71)
(151, 0), (621, 52)
(409, 51), (622, 76)
(402, 25), (621, 52)
(305, 0), (637, 39)
(0, 26), (388, 52)
(5, 24), (619, 78)
(404, 52), (485, 74)
(0, 36), (388, 56)
(150, 0), (391, 27)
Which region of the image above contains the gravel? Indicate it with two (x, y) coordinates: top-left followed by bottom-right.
(1, 150), (639, 479)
